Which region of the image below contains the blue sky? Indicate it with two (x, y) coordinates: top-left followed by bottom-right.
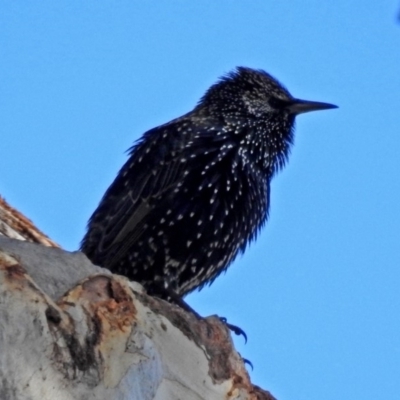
(1, 2), (400, 399)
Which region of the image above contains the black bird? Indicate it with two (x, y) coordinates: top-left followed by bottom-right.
(81, 67), (336, 299)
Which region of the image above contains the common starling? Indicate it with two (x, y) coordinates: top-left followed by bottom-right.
(81, 67), (336, 299)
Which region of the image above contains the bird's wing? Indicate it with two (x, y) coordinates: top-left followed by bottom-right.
(81, 114), (236, 268)
(85, 120), (193, 267)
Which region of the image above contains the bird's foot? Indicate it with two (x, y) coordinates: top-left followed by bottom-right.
(149, 285), (247, 342)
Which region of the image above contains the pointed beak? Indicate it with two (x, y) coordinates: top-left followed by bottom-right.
(286, 98), (338, 115)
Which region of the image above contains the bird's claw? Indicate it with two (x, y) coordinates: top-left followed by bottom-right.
(243, 357), (254, 370)
(219, 317), (247, 343)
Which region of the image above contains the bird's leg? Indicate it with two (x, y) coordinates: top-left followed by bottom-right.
(150, 284), (247, 341)
(162, 287), (202, 319)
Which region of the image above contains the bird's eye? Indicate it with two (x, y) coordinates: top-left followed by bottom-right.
(268, 97), (289, 110)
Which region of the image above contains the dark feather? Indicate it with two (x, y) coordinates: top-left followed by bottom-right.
(81, 67), (336, 298)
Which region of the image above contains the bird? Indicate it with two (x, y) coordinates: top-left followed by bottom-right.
(81, 67), (337, 300)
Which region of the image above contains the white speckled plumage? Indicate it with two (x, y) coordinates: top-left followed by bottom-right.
(81, 67), (336, 299)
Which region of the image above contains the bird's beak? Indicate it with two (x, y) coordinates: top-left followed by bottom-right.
(286, 99), (338, 115)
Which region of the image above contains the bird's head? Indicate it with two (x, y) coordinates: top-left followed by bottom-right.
(195, 67), (337, 174)
(198, 67), (337, 121)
